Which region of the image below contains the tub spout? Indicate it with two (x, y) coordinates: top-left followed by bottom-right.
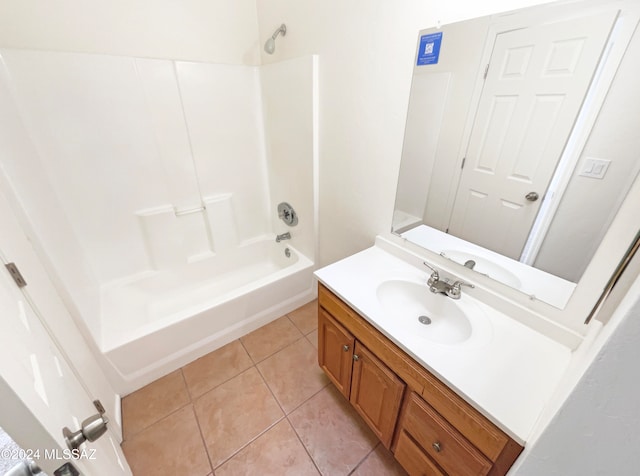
(276, 232), (291, 242)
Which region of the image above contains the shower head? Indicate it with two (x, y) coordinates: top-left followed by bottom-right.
(264, 24), (287, 55)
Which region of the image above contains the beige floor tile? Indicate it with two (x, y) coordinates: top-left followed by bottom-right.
(306, 329), (319, 349)
(352, 444), (407, 476)
(216, 419), (319, 476)
(289, 385), (378, 475)
(122, 370), (190, 439)
(258, 338), (329, 414)
(122, 405), (211, 476)
(194, 367), (284, 468)
(288, 300), (318, 335)
(240, 316), (303, 362)
(182, 340), (253, 398)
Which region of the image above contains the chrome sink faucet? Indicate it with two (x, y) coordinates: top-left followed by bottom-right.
(423, 262), (474, 300)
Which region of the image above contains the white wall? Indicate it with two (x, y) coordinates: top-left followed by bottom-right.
(0, 0), (261, 65)
(256, 0), (557, 267)
(511, 273), (640, 475)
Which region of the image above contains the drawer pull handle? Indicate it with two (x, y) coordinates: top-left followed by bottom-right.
(343, 345), (350, 352)
(432, 442), (442, 453)
(353, 354), (360, 361)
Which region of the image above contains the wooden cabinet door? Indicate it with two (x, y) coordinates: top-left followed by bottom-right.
(318, 308), (355, 398)
(350, 342), (406, 448)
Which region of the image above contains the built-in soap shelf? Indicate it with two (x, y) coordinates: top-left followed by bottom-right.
(137, 193), (239, 269)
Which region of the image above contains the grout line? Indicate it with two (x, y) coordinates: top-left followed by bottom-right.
(348, 442), (380, 475)
(188, 402), (215, 475)
(237, 338), (255, 364)
(212, 416), (286, 470)
(286, 414), (323, 476)
(304, 329), (318, 348)
(190, 361), (285, 471)
(247, 332), (306, 365)
(240, 317), (304, 365)
(283, 380), (330, 417)
(254, 357), (288, 415)
(121, 371), (192, 441)
(121, 398), (193, 443)
(178, 367), (195, 403)
(183, 341), (254, 401)
(285, 313), (304, 334)
(253, 336), (329, 416)
(122, 310), (321, 468)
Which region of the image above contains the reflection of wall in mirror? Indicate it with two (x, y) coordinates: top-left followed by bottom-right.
(394, 16), (492, 231)
(534, 28), (640, 281)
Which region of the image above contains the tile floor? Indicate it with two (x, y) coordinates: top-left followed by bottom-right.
(120, 301), (407, 476)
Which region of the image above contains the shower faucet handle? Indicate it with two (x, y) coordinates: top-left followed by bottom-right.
(277, 202), (298, 226)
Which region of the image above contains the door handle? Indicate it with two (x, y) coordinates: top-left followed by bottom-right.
(5, 462), (42, 476)
(525, 192), (539, 202)
(63, 401), (109, 451)
(63, 412), (109, 450)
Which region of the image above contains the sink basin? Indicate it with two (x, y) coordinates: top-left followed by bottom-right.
(442, 250), (522, 289)
(376, 280), (478, 345)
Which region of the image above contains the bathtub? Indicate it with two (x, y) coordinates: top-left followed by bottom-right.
(98, 239), (314, 392)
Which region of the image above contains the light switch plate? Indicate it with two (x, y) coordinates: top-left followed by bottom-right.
(579, 157), (611, 179)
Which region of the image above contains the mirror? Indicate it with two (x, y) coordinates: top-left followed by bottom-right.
(392, 0), (640, 309)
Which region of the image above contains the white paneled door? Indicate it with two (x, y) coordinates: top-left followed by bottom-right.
(0, 188), (131, 475)
(448, 11), (618, 259)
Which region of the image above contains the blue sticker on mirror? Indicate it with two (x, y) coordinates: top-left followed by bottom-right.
(417, 32), (443, 66)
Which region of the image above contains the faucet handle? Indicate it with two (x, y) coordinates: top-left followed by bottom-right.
(447, 280), (474, 299)
(422, 261), (439, 285)
(452, 280), (474, 290)
(422, 261), (438, 274)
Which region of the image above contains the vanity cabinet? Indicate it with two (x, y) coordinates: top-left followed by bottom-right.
(319, 308), (405, 447)
(317, 283), (523, 475)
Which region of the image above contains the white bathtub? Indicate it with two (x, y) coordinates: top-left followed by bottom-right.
(98, 239), (314, 392)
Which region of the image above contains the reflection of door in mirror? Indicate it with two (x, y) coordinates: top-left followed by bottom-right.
(392, 0), (640, 313)
(448, 12), (617, 260)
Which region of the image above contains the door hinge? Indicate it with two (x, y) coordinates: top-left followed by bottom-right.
(461, 157), (466, 169)
(5, 262), (27, 288)
(483, 63), (490, 79)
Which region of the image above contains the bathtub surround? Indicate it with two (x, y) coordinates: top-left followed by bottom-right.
(0, 49), (318, 392)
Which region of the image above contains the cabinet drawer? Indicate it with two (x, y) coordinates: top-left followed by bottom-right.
(395, 431), (445, 476)
(400, 392), (492, 476)
(319, 285), (359, 325)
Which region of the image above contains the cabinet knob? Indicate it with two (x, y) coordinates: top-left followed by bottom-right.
(432, 442), (442, 453)
(353, 354), (360, 361)
(343, 344), (350, 352)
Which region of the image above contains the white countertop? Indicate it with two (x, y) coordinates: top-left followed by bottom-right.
(314, 244), (572, 444)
